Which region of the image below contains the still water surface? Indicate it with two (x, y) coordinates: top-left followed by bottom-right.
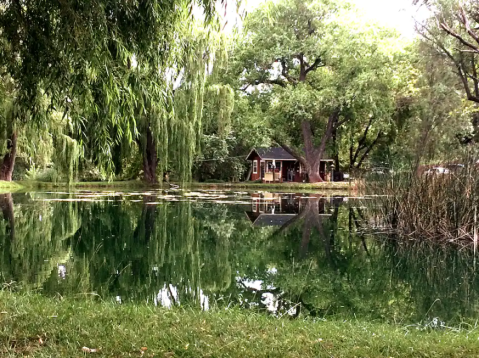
(0, 190), (478, 326)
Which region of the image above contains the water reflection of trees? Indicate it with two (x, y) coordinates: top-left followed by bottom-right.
(0, 193), (79, 288)
(234, 195), (479, 324)
(0, 193), (478, 324)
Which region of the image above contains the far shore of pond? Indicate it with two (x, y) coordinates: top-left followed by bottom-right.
(1, 291), (477, 358)
(0, 179), (358, 195)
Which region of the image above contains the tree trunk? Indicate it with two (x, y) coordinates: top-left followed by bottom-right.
(305, 159), (322, 183)
(245, 164), (253, 181)
(112, 143), (123, 176)
(301, 120), (323, 183)
(472, 111), (479, 142)
(0, 193), (14, 241)
(143, 127), (158, 184)
(276, 112), (339, 183)
(0, 132), (17, 182)
(332, 126), (340, 171)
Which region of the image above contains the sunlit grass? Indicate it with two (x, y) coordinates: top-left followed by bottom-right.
(0, 181), (23, 193)
(1, 291), (478, 357)
(17, 180), (149, 190)
(191, 180), (356, 193)
(3, 179), (356, 196)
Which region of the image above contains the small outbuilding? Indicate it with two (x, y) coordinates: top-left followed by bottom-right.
(245, 147), (334, 183)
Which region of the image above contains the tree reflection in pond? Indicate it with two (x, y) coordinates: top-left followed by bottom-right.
(0, 193), (79, 289)
(0, 191), (478, 325)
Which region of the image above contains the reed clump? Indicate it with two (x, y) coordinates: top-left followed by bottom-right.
(370, 161), (479, 243)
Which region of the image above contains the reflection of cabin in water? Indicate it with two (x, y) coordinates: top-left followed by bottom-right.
(245, 192), (338, 227)
(246, 147), (334, 183)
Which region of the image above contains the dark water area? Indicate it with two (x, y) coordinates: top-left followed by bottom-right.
(0, 190), (478, 326)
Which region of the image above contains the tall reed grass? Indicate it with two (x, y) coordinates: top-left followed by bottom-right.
(368, 160), (479, 243)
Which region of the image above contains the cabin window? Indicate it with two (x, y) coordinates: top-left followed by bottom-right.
(253, 160), (258, 174)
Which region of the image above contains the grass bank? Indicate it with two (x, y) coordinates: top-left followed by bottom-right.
(191, 180), (357, 191)
(0, 180), (24, 193)
(17, 179), (149, 191)
(1, 179), (357, 195)
(1, 292), (478, 357)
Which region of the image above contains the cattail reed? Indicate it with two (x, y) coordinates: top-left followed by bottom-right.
(367, 159), (479, 244)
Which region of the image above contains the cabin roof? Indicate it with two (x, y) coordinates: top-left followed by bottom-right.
(246, 147), (333, 161)
(250, 214), (297, 227)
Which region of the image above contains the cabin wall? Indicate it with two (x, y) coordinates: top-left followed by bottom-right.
(248, 154), (338, 182)
(250, 156), (261, 181)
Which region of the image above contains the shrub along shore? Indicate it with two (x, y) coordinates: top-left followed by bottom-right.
(1, 292), (478, 357)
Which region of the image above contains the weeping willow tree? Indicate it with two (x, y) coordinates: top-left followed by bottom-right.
(0, 0), (224, 183)
(164, 28), (234, 183)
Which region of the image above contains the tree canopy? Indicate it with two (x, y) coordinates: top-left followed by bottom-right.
(0, 0), (477, 183)
(228, 0), (410, 180)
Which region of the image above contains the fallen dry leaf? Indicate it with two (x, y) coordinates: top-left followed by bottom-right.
(81, 346), (98, 353)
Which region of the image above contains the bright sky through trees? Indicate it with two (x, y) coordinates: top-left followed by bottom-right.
(222, 0), (428, 37)
(353, 0), (428, 37)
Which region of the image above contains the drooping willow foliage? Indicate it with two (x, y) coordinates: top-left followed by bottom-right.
(167, 28), (234, 182)
(53, 134), (82, 184)
(203, 84), (235, 137)
(0, 0), (230, 182)
(14, 101), (82, 183)
(0, 74), (14, 159)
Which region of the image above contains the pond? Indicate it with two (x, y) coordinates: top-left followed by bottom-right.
(0, 189), (478, 327)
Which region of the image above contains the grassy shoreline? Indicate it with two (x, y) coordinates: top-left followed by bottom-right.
(1, 179), (356, 194)
(1, 292), (478, 357)
(190, 180), (356, 191)
(0, 180), (24, 193)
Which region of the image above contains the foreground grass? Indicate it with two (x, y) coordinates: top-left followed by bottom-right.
(1, 292), (478, 357)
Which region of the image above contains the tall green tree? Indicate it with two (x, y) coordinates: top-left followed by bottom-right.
(232, 0), (407, 181)
(416, 0), (479, 139)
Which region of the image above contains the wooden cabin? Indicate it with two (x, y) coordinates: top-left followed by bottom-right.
(246, 147), (334, 183)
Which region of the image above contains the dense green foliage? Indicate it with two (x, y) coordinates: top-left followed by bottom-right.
(0, 0), (229, 183)
(0, 0), (478, 182)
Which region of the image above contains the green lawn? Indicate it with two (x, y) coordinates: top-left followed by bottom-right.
(1, 292), (478, 357)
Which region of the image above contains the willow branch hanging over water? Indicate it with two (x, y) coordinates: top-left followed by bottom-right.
(0, 0), (224, 182)
(166, 28), (234, 183)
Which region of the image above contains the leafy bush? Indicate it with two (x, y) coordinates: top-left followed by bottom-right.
(25, 165), (58, 182)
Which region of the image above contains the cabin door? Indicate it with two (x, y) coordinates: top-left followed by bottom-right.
(260, 162), (265, 180)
